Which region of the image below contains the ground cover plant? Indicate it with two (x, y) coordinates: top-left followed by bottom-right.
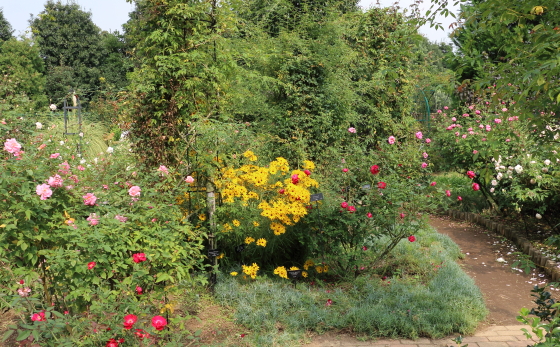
(215, 222), (487, 345)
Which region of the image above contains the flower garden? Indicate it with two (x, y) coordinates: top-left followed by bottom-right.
(1, 0), (560, 346)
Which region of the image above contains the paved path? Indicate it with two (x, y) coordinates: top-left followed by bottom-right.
(308, 325), (535, 347)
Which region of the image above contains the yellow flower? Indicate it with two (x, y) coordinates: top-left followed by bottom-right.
(242, 263), (259, 279)
(233, 219), (241, 227)
(289, 266), (300, 271)
(230, 272), (238, 276)
(221, 223), (232, 232)
(245, 237), (255, 244)
(273, 266), (288, 279)
(323, 265), (329, 273)
(198, 214), (206, 221)
(249, 155), (257, 161)
(303, 259), (315, 270)
(302, 271), (308, 278)
(243, 150), (254, 158)
(303, 160), (315, 170)
(252, 221), (260, 227)
(270, 222), (286, 235)
(216, 253), (224, 259)
(315, 266), (323, 274)
(256, 238), (267, 247)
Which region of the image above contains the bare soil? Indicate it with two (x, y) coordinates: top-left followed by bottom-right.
(429, 214), (554, 326)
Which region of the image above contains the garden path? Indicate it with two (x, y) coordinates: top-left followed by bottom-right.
(308, 214), (553, 347)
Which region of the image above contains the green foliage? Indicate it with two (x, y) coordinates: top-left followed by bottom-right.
(30, 0), (106, 105)
(0, 38), (47, 113)
(0, 8), (13, 42)
(517, 286), (560, 346)
(126, 0), (236, 166)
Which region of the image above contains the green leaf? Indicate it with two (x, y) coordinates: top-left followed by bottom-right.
(1, 330), (14, 342)
(16, 330), (31, 341)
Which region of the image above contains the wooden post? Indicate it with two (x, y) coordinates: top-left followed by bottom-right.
(206, 181), (217, 288)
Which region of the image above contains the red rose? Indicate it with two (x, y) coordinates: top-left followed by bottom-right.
(278, 189), (285, 194)
(106, 339), (119, 347)
(466, 171), (476, 179)
(340, 202), (348, 209)
(87, 262), (96, 269)
(472, 183), (480, 191)
(151, 315), (167, 331)
(399, 213), (405, 219)
(123, 314), (137, 330)
(303, 169), (311, 176)
(457, 196), (463, 201)
(366, 212), (373, 218)
(445, 190), (451, 197)
(342, 168), (348, 172)
(430, 182), (436, 186)
(377, 181), (386, 189)
(132, 253), (147, 263)
(408, 235), (416, 242)
(291, 174), (299, 184)
(362, 246), (368, 251)
(135, 329), (150, 340)
(347, 206), (356, 213)
(136, 286), (143, 295)
(370, 165), (380, 175)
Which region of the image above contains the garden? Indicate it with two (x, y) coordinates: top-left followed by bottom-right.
(0, 0), (559, 346)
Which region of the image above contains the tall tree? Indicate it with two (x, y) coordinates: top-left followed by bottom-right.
(0, 8), (13, 42)
(30, 0), (104, 105)
(125, 0), (235, 165)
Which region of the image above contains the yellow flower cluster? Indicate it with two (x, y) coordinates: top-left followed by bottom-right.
(243, 150), (258, 162)
(315, 265), (329, 273)
(303, 259), (315, 270)
(270, 222), (286, 235)
(245, 237), (255, 244)
(242, 263), (259, 279)
(215, 157), (319, 236)
(221, 223), (232, 232)
(273, 266), (288, 279)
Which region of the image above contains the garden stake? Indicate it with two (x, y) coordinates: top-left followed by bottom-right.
(206, 181), (218, 289)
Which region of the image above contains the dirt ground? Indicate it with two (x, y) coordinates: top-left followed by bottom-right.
(429, 214), (555, 326)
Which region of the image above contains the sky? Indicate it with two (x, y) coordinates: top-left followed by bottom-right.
(1, 0), (459, 43)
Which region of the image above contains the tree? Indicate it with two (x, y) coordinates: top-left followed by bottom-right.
(0, 38), (47, 113)
(30, 1), (105, 105)
(0, 8), (13, 42)
(125, 0), (235, 166)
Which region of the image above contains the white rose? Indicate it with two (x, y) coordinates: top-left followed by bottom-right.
(497, 172), (503, 180)
(49, 104), (57, 111)
(59, 141), (65, 145)
(544, 159), (551, 166)
(542, 167), (548, 173)
(491, 180), (498, 186)
(106, 147), (114, 154)
(530, 179), (536, 184)
(80, 159), (86, 164)
(36, 122), (42, 129)
(514, 165), (523, 174)
(490, 188), (495, 193)
(536, 213), (542, 219)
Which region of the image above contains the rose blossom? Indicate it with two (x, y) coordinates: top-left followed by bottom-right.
(348, 127), (356, 133)
(87, 262), (96, 269)
(87, 214), (99, 226)
(4, 138), (22, 156)
(445, 190), (451, 197)
(377, 182), (387, 189)
(421, 162), (428, 168)
(341, 202), (348, 209)
(430, 181), (436, 186)
(132, 253), (147, 263)
(415, 131), (423, 139)
(472, 183), (480, 191)
(387, 136), (396, 144)
(151, 316), (167, 331)
(408, 235), (416, 242)
(123, 314), (138, 330)
(115, 215), (128, 223)
(36, 184), (53, 200)
(342, 168), (348, 172)
(425, 138), (431, 144)
(157, 165), (169, 175)
(185, 176), (195, 183)
(366, 212), (373, 218)
(83, 193), (97, 206)
(370, 165), (380, 175)
(50, 153), (60, 159)
(423, 152), (428, 159)
(128, 186), (141, 197)
(47, 175), (63, 188)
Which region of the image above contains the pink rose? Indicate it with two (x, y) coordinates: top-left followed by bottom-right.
(50, 153), (60, 159)
(421, 162), (428, 168)
(83, 193), (97, 206)
(387, 136), (396, 144)
(430, 182), (436, 186)
(494, 118), (502, 124)
(423, 152), (428, 159)
(4, 138), (22, 156)
(128, 186), (141, 197)
(341, 202), (348, 209)
(87, 214), (99, 226)
(342, 168), (348, 172)
(457, 196), (463, 201)
(366, 212), (373, 218)
(36, 184), (53, 200)
(347, 206), (356, 213)
(185, 176), (195, 183)
(87, 262), (96, 269)
(445, 190), (451, 197)
(157, 165), (169, 175)
(425, 138), (431, 144)
(132, 253), (147, 263)
(415, 131), (423, 139)
(47, 174), (63, 188)
(348, 127), (356, 133)
(472, 183), (480, 191)
(466, 171), (476, 179)
(115, 215), (128, 223)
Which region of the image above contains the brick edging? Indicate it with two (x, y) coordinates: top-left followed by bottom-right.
(446, 210), (560, 281)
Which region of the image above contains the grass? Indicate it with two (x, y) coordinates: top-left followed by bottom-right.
(214, 223), (488, 345)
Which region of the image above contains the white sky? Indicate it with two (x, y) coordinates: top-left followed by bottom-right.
(1, 0), (458, 43)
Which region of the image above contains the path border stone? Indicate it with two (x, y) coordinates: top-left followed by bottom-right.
(446, 210), (560, 281)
